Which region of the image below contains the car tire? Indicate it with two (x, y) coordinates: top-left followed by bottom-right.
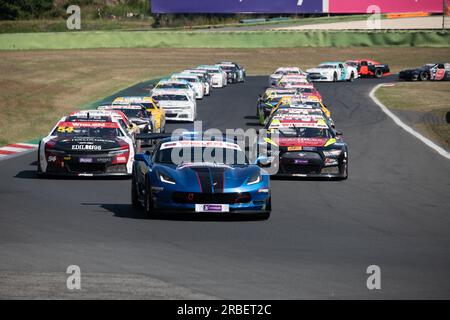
(374, 69), (383, 78)
(131, 175), (140, 209)
(333, 73), (337, 82)
(348, 72), (355, 82)
(419, 72), (429, 81)
(339, 163), (348, 180)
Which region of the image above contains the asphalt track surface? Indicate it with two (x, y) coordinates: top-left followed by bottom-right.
(1, 76), (449, 299)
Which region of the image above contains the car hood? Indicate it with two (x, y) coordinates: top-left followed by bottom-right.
(155, 163), (260, 191)
(49, 136), (124, 153)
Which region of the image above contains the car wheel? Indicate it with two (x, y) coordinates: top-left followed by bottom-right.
(374, 69), (383, 78)
(339, 163), (348, 180)
(36, 146), (44, 177)
(131, 175), (140, 209)
(348, 72), (355, 82)
(333, 73), (337, 82)
(258, 110), (265, 125)
(144, 179), (154, 216)
(419, 72), (429, 81)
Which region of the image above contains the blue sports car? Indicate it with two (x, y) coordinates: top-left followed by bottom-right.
(132, 134), (271, 218)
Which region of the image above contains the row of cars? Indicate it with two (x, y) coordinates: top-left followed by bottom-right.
(270, 60), (450, 83)
(258, 67), (349, 179)
(37, 62), (246, 177)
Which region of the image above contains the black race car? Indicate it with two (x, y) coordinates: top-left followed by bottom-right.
(399, 63), (450, 81)
(346, 59), (390, 78)
(216, 62), (246, 83)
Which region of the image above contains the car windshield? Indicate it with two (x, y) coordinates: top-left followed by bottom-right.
(155, 146), (248, 166)
(275, 127), (333, 138)
(317, 65), (336, 69)
(175, 77), (196, 83)
(152, 94), (188, 101)
(51, 126), (123, 138)
(157, 83), (188, 89)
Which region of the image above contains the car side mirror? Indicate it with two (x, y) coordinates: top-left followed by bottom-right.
(255, 156), (271, 168)
(336, 131), (343, 136)
(135, 152), (152, 164)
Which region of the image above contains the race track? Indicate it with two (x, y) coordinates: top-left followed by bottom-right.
(0, 76), (449, 299)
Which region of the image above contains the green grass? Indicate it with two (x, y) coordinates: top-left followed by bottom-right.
(376, 82), (450, 149)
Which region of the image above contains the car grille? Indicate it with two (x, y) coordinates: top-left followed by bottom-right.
(172, 192), (251, 204)
(66, 163), (106, 174)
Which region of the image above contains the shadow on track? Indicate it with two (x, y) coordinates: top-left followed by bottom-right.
(83, 203), (268, 222)
(14, 170), (130, 181)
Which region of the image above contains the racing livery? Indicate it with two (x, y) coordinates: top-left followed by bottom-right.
(307, 62), (358, 82)
(216, 61), (246, 82)
(197, 65), (227, 88)
(151, 90), (197, 122)
(345, 59), (390, 78)
(113, 96), (166, 133)
(399, 63), (450, 81)
(259, 115), (348, 179)
(132, 135), (271, 218)
(98, 104), (155, 133)
(269, 67), (306, 86)
(38, 115), (135, 177)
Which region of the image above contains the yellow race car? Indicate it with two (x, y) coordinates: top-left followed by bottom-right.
(113, 96), (166, 133)
(270, 95), (331, 118)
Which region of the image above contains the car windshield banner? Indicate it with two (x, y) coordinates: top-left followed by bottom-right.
(151, 0), (323, 14)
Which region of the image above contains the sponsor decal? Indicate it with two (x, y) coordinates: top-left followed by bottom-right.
(72, 145), (102, 151)
(161, 140), (241, 151)
(195, 204), (229, 213)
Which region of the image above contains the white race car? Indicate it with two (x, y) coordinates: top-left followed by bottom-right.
(151, 89), (197, 122)
(37, 111), (135, 177)
(269, 67), (306, 86)
(171, 73), (205, 99)
(197, 65), (227, 88)
(307, 62), (359, 82)
(152, 79), (196, 101)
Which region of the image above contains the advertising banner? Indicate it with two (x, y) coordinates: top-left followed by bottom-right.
(152, 0), (323, 14)
(327, 0), (444, 13)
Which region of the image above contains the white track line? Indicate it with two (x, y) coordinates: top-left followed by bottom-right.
(370, 84), (450, 160)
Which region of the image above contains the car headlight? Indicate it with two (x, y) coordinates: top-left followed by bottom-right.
(323, 149), (342, 157)
(158, 171), (176, 184)
(247, 173), (262, 185)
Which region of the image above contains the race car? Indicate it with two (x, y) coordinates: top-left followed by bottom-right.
(182, 70), (211, 95)
(197, 65), (227, 88)
(151, 90), (197, 122)
(267, 104), (335, 129)
(37, 113), (135, 177)
(271, 96), (331, 119)
(216, 61), (246, 82)
(70, 109), (140, 138)
(256, 90), (299, 125)
(277, 75), (310, 88)
(171, 73), (205, 99)
(269, 67), (306, 86)
(345, 59), (390, 78)
(97, 104), (155, 133)
(113, 96), (166, 133)
(399, 63), (450, 81)
(258, 115), (348, 179)
(152, 79), (196, 101)
(132, 134), (271, 218)
(307, 62), (358, 82)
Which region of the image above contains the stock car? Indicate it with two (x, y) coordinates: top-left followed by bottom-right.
(256, 89), (298, 124)
(152, 79), (196, 101)
(259, 114), (348, 179)
(269, 67), (306, 86)
(98, 104), (155, 133)
(277, 75), (310, 88)
(151, 90), (197, 122)
(113, 96), (166, 133)
(399, 63), (450, 81)
(37, 113), (135, 177)
(217, 61), (246, 82)
(171, 73), (205, 99)
(215, 62), (245, 83)
(307, 62), (358, 82)
(345, 59), (390, 78)
(197, 65), (227, 88)
(270, 96), (332, 119)
(131, 134), (271, 218)
(267, 104), (335, 129)
(182, 70), (211, 95)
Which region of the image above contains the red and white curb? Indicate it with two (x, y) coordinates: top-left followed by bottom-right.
(0, 143), (38, 160)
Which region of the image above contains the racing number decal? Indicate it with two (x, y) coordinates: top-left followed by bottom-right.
(57, 126), (74, 133)
(435, 69), (445, 81)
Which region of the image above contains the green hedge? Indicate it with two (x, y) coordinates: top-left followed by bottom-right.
(1, 30), (449, 50)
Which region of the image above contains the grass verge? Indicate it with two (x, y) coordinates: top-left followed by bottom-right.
(375, 82), (450, 149)
(1, 47), (449, 145)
